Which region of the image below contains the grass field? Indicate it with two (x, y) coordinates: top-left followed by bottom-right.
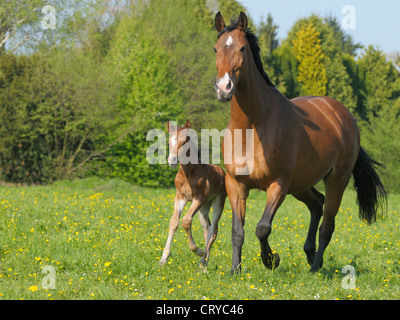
(0, 177), (399, 300)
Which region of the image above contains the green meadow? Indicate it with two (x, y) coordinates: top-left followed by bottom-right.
(0, 178), (399, 300)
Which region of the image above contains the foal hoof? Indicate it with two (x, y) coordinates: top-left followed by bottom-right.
(198, 262), (208, 273)
(195, 248), (205, 257)
(262, 252), (280, 270)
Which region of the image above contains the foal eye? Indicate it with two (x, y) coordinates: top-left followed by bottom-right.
(240, 46), (246, 52)
(213, 47), (217, 53)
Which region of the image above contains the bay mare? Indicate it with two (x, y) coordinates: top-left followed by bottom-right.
(213, 12), (386, 273)
(160, 120), (226, 268)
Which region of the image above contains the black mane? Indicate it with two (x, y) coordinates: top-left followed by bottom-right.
(217, 20), (275, 88)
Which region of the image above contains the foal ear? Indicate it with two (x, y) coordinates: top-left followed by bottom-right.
(215, 11), (225, 32)
(184, 119), (191, 129)
(238, 11), (248, 31)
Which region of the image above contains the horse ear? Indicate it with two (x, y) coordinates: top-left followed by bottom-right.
(184, 119), (191, 129)
(215, 12), (225, 32)
(238, 11), (248, 31)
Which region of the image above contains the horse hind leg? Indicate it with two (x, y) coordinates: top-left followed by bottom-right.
(199, 202), (211, 244)
(293, 187), (324, 267)
(310, 172), (350, 272)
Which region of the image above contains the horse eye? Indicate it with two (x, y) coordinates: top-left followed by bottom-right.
(213, 47), (217, 53)
(240, 46), (246, 52)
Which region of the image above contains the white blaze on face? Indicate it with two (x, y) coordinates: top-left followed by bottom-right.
(168, 135), (178, 166)
(226, 35), (233, 47)
(170, 135), (177, 149)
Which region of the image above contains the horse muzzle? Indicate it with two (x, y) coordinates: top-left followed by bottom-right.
(215, 72), (235, 102)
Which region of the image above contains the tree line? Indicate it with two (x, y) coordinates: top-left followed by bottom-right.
(0, 0), (399, 192)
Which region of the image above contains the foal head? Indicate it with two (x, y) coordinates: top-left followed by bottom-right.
(213, 11), (274, 102)
(167, 120), (195, 168)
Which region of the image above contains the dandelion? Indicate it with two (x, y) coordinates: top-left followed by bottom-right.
(104, 262), (112, 267)
(28, 285), (39, 292)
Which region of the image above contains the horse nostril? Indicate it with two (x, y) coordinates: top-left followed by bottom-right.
(226, 80), (232, 91)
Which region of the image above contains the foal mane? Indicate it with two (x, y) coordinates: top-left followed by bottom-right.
(217, 17), (275, 88)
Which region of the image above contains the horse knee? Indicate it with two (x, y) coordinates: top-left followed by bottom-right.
(232, 226), (244, 246)
(181, 217), (192, 231)
(256, 223), (271, 241)
(303, 242), (315, 255)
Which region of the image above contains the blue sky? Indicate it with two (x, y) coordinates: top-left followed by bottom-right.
(239, 0), (400, 54)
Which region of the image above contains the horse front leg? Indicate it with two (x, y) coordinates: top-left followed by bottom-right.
(226, 173), (248, 274)
(182, 199), (205, 257)
(256, 181), (287, 269)
(200, 188), (227, 268)
(160, 194), (187, 265)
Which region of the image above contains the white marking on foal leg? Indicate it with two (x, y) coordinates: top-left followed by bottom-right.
(160, 197), (187, 265)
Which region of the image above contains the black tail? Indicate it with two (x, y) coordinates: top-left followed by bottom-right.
(352, 147), (387, 224)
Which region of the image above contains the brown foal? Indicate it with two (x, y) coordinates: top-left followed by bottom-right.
(213, 12), (386, 274)
(160, 120), (227, 268)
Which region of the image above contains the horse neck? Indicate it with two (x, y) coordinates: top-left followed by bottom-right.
(179, 143), (201, 176)
(231, 60), (283, 128)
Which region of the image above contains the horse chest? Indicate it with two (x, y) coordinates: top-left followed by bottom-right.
(179, 184), (194, 201)
(225, 151), (279, 190)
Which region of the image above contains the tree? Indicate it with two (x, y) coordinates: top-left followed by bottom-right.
(292, 23), (327, 96)
(0, 0), (43, 54)
(358, 45), (400, 119)
(0, 44), (121, 182)
(359, 115), (400, 193)
(325, 15), (362, 57)
(257, 13), (279, 58)
(256, 13), (288, 94)
(325, 54), (357, 114)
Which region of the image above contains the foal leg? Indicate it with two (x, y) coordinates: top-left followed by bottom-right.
(293, 187), (325, 267)
(226, 173), (248, 274)
(199, 202), (211, 244)
(200, 189), (227, 267)
(160, 194), (187, 265)
(256, 181), (287, 269)
(182, 199), (205, 257)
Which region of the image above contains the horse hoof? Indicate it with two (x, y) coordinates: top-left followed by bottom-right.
(262, 252), (280, 270)
(309, 257), (324, 272)
(306, 252), (316, 267)
(230, 266), (241, 275)
(195, 248), (205, 257)
(198, 262), (208, 273)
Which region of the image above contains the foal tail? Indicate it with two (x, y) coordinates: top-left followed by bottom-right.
(352, 147), (387, 224)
